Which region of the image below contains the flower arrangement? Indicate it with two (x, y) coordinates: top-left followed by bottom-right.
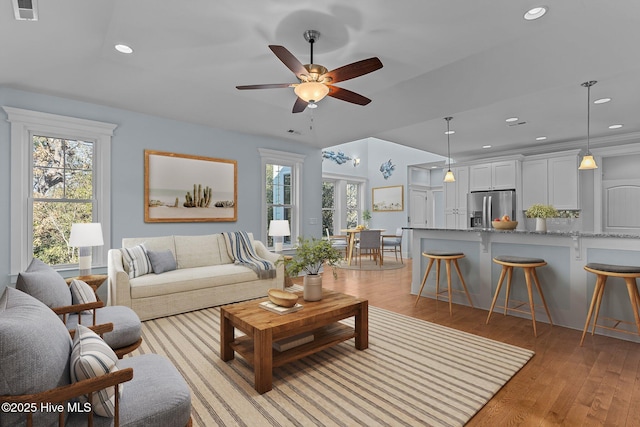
(525, 204), (559, 218)
(282, 236), (343, 279)
(362, 209), (372, 222)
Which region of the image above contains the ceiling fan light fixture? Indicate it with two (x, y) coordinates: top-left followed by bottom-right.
(294, 82), (329, 103)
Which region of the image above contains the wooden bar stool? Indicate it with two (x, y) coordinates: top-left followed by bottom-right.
(580, 263), (640, 346)
(486, 255), (553, 337)
(414, 250), (474, 315)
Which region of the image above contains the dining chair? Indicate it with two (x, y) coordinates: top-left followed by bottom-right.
(382, 227), (403, 263)
(356, 230), (382, 268)
(326, 228), (348, 256)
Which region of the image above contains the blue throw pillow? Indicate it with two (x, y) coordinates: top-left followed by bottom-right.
(147, 249), (177, 274)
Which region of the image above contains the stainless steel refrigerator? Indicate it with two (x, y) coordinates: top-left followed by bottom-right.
(467, 190), (516, 229)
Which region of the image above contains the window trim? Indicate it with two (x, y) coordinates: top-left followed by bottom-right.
(4, 107), (116, 279)
(259, 148), (305, 249)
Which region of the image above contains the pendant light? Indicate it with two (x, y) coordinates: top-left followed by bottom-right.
(443, 117), (455, 182)
(578, 80), (598, 170)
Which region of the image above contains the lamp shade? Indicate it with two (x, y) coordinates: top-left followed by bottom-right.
(443, 170), (456, 182)
(68, 223), (104, 247)
(578, 154), (598, 170)
(294, 82), (329, 103)
(268, 220), (291, 237)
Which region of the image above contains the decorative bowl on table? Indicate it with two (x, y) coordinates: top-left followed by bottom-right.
(268, 288), (299, 307)
(491, 220), (518, 230)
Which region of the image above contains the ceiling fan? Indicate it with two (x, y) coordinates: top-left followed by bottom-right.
(236, 30), (383, 113)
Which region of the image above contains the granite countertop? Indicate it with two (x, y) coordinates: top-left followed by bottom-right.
(404, 227), (640, 239)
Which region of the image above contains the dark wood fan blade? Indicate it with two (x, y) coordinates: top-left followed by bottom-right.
(322, 57), (383, 84)
(327, 86), (372, 105)
(269, 45), (308, 78)
(236, 83), (292, 90)
(292, 97), (308, 113)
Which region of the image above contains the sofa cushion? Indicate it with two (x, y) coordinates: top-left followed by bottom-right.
(70, 279), (97, 314)
(129, 264), (260, 299)
(16, 257), (72, 308)
(174, 234), (223, 268)
(122, 236), (176, 274)
(122, 244), (152, 278)
(71, 324), (122, 418)
(147, 249), (177, 274)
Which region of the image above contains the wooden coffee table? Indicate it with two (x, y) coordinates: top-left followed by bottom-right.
(220, 289), (368, 394)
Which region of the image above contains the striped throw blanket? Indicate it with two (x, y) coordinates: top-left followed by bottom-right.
(222, 231), (276, 279)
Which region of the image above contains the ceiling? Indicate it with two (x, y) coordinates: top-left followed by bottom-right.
(2, 0), (640, 162)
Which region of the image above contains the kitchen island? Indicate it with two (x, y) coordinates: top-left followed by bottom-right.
(407, 227), (640, 343)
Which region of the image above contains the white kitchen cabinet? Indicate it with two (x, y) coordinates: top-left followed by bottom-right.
(522, 159), (548, 209)
(469, 160), (517, 191)
(549, 156), (579, 209)
(444, 166), (469, 229)
(521, 154), (579, 211)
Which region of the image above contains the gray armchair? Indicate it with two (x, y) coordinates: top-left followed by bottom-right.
(0, 287), (192, 427)
(382, 228), (403, 263)
(16, 258), (142, 358)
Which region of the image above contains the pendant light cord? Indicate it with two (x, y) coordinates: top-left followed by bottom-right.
(445, 116), (453, 171)
(582, 80), (597, 154)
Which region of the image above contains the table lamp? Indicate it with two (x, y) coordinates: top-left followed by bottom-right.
(69, 222), (104, 276)
(268, 220), (290, 252)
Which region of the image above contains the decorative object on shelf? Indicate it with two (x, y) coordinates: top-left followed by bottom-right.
(280, 236), (343, 301)
(443, 116), (456, 182)
(267, 288), (299, 307)
(372, 185), (404, 212)
(322, 150), (352, 165)
(379, 159), (396, 179)
(362, 209), (372, 229)
(525, 204), (559, 232)
(68, 223), (104, 276)
(145, 150), (237, 222)
(268, 219), (290, 252)
(578, 80), (598, 170)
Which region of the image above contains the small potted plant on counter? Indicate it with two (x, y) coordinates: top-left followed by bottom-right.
(525, 204), (559, 232)
(282, 236), (343, 301)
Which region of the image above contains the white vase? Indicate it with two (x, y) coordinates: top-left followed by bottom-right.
(303, 274), (323, 301)
(535, 217), (547, 232)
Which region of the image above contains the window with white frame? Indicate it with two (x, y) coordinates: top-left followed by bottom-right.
(321, 174), (366, 232)
(4, 107), (116, 277)
(259, 149), (305, 249)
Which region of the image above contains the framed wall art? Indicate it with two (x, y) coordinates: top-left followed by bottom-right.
(372, 185), (404, 212)
(144, 150), (237, 222)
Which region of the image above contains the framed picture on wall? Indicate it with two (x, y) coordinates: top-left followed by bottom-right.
(144, 150), (237, 222)
(372, 185), (404, 212)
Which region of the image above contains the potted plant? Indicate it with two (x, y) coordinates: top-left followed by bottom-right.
(361, 209), (372, 229)
(283, 236), (343, 301)
(525, 204), (559, 232)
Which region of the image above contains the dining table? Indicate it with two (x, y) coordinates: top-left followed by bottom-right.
(340, 228), (386, 266)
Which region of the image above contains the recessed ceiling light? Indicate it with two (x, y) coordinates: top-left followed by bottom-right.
(505, 117), (519, 122)
(482, 145), (492, 149)
(594, 98), (611, 104)
(524, 6), (548, 20)
(609, 124), (623, 129)
(431, 166), (438, 169)
(115, 44), (133, 54)
(444, 130), (455, 135)
(536, 136), (547, 141)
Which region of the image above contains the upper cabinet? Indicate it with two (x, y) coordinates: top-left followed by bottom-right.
(522, 153), (579, 210)
(469, 160), (517, 191)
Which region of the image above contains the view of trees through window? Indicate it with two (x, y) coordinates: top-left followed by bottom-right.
(346, 183), (360, 228)
(322, 181), (335, 235)
(32, 135), (94, 265)
(266, 163), (292, 247)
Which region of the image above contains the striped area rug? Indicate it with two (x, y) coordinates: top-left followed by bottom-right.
(132, 301), (534, 427)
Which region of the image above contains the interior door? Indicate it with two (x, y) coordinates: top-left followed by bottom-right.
(409, 188), (428, 228)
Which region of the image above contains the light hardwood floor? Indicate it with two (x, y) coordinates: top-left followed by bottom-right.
(291, 258), (640, 426)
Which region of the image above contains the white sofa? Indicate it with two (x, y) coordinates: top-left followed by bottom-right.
(108, 233), (283, 320)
